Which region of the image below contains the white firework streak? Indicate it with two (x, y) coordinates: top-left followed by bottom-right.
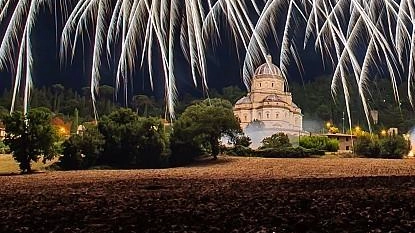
(60, 0), (210, 120)
(234, 0), (413, 131)
(0, 0), (58, 115)
(2, 0), (415, 128)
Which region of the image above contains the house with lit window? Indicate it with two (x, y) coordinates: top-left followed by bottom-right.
(324, 133), (355, 152)
(0, 122), (5, 141)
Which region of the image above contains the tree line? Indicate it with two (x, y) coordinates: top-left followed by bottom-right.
(2, 99), (242, 173)
(1, 76), (412, 134)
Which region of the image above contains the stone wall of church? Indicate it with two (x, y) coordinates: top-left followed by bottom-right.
(251, 77), (285, 102)
(234, 105), (303, 133)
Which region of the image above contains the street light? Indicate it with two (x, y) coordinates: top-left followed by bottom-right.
(354, 126), (361, 135)
(323, 122), (331, 134)
(326, 122), (331, 128)
(342, 111), (345, 134)
(381, 130), (387, 137)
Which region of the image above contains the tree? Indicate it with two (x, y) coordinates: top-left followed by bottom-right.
(354, 135), (381, 157)
(99, 85), (115, 101)
(71, 108), (79, 134)
(3, 109), (58, 173)
(51, 84), (64, 113)
(233, 134), (252, 147)
(99, 85), (115, 115)
(221, 86), (246, 104)
(260, 133), (292, 149)
(379, 135), (409, 159)
(133, 117), (167, 167)
(98, 108), (167, 168)
(171, 98), (241, 161)
(60, 125), (104, 170)
(131, 94), (155, 117)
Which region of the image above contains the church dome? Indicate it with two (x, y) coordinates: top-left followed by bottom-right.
(254, 55), (283, 77)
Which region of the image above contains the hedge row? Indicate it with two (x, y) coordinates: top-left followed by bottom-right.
(225, 146), (325, 158)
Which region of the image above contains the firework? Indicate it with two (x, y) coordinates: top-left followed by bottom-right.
(60, 0), (212, 120)
(0, 0), (71, 114)
(1, 0), (414, 128)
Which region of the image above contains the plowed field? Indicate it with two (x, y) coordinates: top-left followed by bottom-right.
(1, 157), (415, 232)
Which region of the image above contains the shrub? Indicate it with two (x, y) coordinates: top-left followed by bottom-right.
(354, 135), (409, 159)
(354, 135), (381, 157)
(299, 136), (339, 152)
(225, 145), (253, 157)
(169, 140), (203, 165)
(0, 141), (10, 154)
(325, 139), (340, 152)
(379, 136), (410, 159)
(254, 147), (324, 158)
(260, 133), (291, 149)
(233, 135), (252, 147)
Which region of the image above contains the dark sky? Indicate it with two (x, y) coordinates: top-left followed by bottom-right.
(0, 2), (333, 101)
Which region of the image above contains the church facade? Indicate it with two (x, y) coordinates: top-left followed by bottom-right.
(233, 55), (303, 135)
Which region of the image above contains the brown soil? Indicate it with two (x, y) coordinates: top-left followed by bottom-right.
(1, 157), (415, 232)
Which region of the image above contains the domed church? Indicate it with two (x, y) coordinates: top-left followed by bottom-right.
(234, 55), (303, 136)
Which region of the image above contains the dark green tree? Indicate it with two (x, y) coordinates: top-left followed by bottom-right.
(260, 133), (292, 149)
(60, 125), (105, 170)
(71, 108), (79, 134)
(4, 109), (58, 173)
(131, 94), (155, 117)
(98, 108), (167, 168)
(171, 98), (241, 161)
(99, 85), (115, 115)
(51, 84), (65, 113)
(354, 135), (381, 157)
(233, 134), (252, 147)
(379, 135), (410, 159)
(221, 86), (246, 104)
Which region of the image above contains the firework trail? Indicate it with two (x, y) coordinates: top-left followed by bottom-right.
(1, 0), (415, 129)
(0, 0), (71, 114)
(60, 0), (212, 120)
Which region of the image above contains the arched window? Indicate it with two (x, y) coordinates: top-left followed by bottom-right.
(276, 113), (279, 119)
(266, 112), (270, 119)
(244, 115), (247, 121)
(258, 112), (262, 119)
(259, 82), (262, 87)
(272, 83), (274, 87)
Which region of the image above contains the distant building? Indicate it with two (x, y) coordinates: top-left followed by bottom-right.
(324, 133), (355, 152)
(0, 126), (5, 141)
(233, 55), (303, 148)
(76, 125), (86, 135)
(233, 55), (303, 133)
(0, 121), (5, 140)
(388, 128), (398, 136)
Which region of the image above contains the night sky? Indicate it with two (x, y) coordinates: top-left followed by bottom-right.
(0, 2), (336, 101)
